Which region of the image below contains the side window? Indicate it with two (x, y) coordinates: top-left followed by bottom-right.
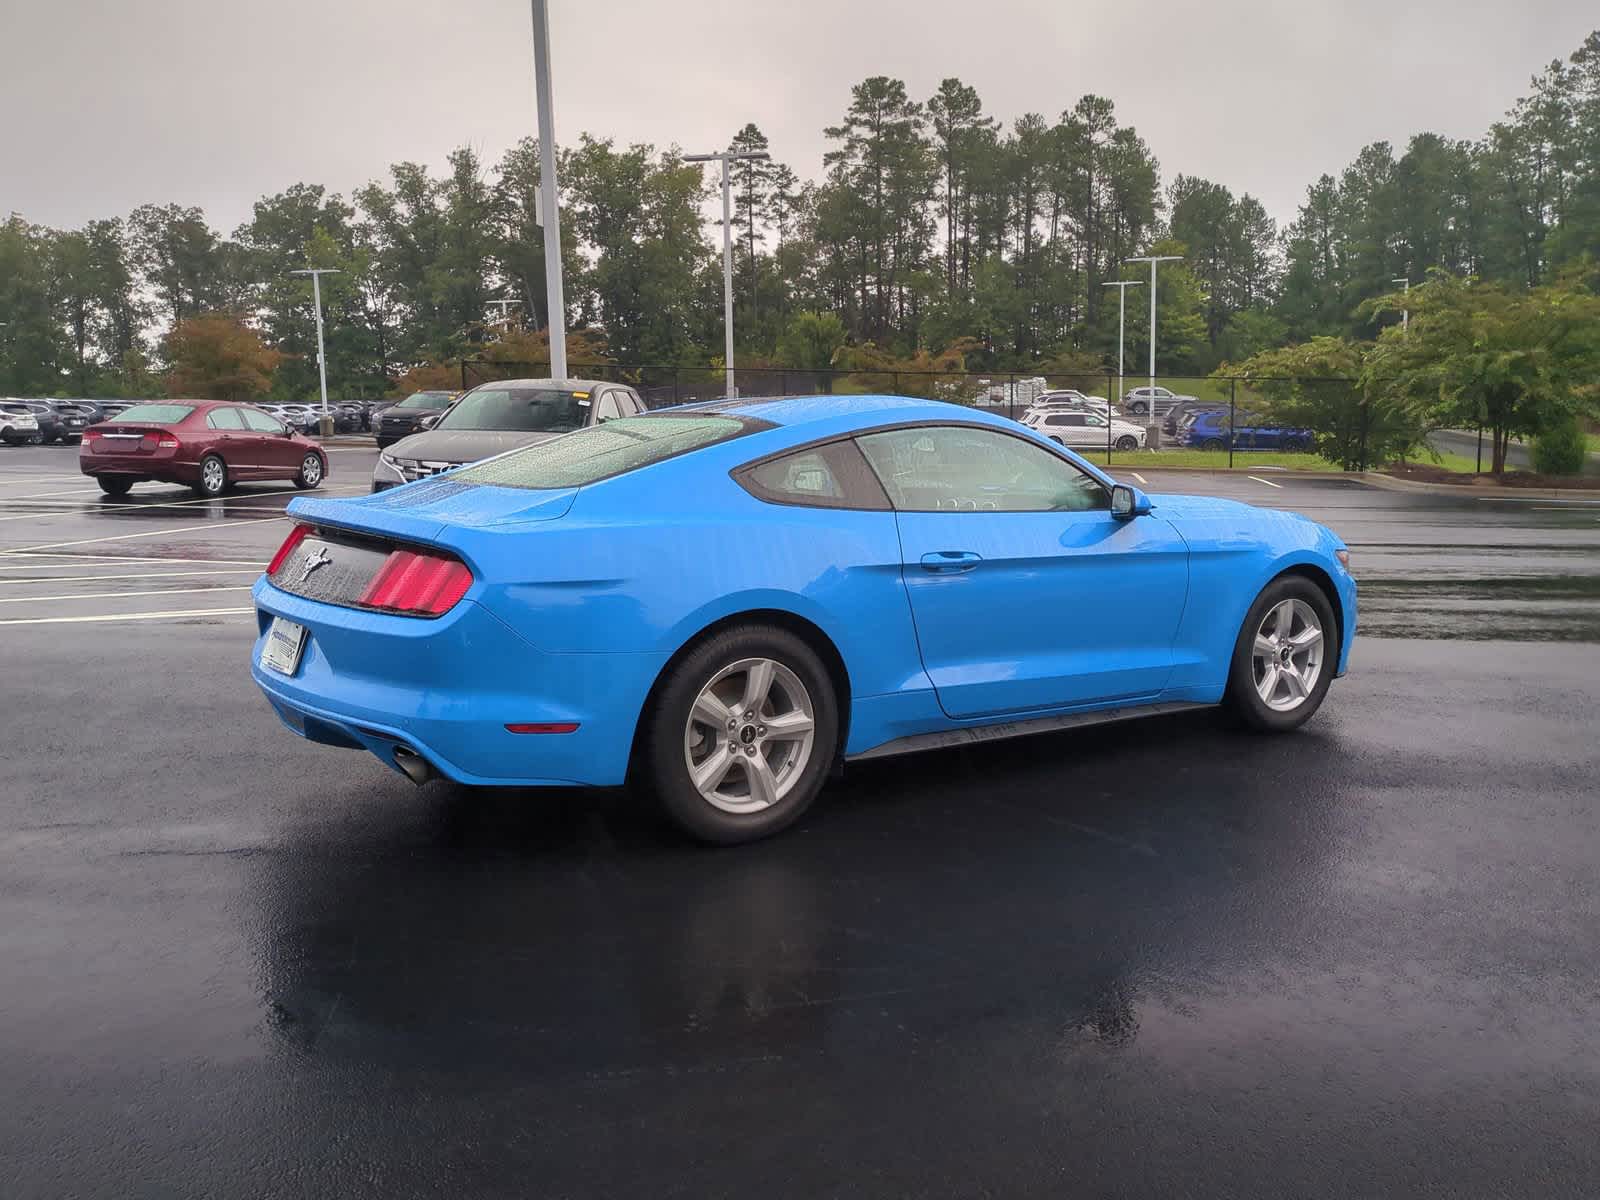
(595, 391), (622, 422)
(620, 388), (644, 416)
(207, 407), (246, 430)
(240, 408), (285, 434)
(736, 439), (890, 510)
(856, 426), (1111, 513)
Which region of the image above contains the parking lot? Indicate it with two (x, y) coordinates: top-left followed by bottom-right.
(4, 442), (1600, 1196)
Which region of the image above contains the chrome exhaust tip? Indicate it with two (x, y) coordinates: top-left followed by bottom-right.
(392, 745), (436, 786)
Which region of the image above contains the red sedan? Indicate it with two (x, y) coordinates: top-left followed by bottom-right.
(79, 401), (329, 498)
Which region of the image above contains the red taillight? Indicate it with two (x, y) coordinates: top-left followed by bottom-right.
(140, 432), (159, 451)
(356, 548), (473, 616)
(267, 523), (311, 575)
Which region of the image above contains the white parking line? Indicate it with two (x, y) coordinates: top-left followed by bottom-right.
(0, 487), (103, 502)
(0, 606), (256, 626)
(0, 552), (268, 566)
(1475, 496), (1600, 505)
(1248, 475), (1284, 489)
(0, 568), (262, 583)
(0, 515), (286, 556)
(1130, 472), (1148, 484)
(0, 585), (255, 604)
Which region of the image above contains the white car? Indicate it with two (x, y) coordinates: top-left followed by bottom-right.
(1121, 385), (1197, 418)
(1, 403), (41, 445)
(1026, 409), (1146, 451)
(1030, 390), (1112, 415)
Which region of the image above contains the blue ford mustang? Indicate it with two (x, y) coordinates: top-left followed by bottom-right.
(252, 394), (1355, 843)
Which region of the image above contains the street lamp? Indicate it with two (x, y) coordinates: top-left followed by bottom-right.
(487, 299), (522, 331)
(684, 148), (770, 398)
(289, 268), (340, 434)
(1102, 280), (1144, 410)
(529, 0), (568, 379)
(1391, 277), (1411, 333)
(1124, 254), (1182, 442)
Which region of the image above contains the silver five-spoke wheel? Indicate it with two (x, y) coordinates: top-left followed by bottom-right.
(683, 657), (816, 814)
(1252, 597), (1324, 712)
(201, 457), (226, 494)
(300, 454), (322, 486)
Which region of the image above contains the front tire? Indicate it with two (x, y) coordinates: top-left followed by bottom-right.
(641, 625), (839, 844)
(1115, 435), (1139, 451)
(194, 453), (228, 498)
(1202, 437), (1225, 451)
(1223, 576), (1337, 732)
(294, 452), (325, 489)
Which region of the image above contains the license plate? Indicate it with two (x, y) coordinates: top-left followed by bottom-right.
(260, 617), (308, 675)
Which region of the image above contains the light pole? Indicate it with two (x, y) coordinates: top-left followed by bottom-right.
(684, 148), (770, 398)
(1124, 255), (1182, 443)
(289, 268), (339, 435)
(1391, 277), (1411, 333)
(1102, 280), (1144, 410)
(530, 0), (567, 379)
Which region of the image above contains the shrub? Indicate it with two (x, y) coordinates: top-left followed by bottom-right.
(1531, 415), (1588, 476)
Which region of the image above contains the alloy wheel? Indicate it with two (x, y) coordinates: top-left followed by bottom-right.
(683, 657), (816, 814)
(202, 458), (225, 494)
(301, 454), (322, 486)
(1252, 598), (1325, 712)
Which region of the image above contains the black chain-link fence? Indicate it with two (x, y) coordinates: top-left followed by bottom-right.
(458, 360), (1414, 471)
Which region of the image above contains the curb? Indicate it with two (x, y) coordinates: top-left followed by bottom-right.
(1098, 463), (1356, 481)
(1356, 471), (1600, 499)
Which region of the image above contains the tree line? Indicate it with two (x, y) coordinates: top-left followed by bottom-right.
(1, 30), (1597, 422)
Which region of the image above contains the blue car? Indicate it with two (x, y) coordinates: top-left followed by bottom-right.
(1185, 410), (1315, 452)
(252, 395), (1356, 843)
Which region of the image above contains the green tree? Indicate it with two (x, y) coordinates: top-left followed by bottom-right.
(776, 311), (847, 388)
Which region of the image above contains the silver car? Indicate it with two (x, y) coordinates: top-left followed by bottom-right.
(372, 378), (646, 491)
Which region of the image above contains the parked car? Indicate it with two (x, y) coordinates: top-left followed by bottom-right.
(79, 401), (329, 497)
(1121, 385), (1198, 418)
(375, 390), (458, 448)
(1025, 409), (1146, 451)
(253, 394), (1355, 844)
(43, 400), (96, 442)
(335, 401), (367, 433)
(97, 401), (137, 421)
(1, 403), (40, 445)
(1162, 399), (1228, 437)
(3, 400), (67, 444)
(372, 379), (645, 492)
(1030, 390), (1113, 416)
(274, 404), (320, 435)
(1184, 410), (1315, 452)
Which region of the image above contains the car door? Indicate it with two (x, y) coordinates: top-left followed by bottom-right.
(203, 405), (256, 474)
(857, 425), (1190, 719)
(241, 407), (300, 474)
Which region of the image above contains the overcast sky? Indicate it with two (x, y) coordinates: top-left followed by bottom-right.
(3, 0), (1594, 237)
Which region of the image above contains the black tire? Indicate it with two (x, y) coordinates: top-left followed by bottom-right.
(1129, 402), (1147, 416)
(1223, 575), (1338, 732)
(193, 453), (228, 498)
(1282, 437), (1308, 453)
(639, 624), (840, 844)
(97, 476), (134, 497)
(1202, 437), (1225, 451)
(294, 452), (326, 490)
(1049, 436), (1066, 446)
(66, 435), (82, 445)
(1115, 435), (1139, 451)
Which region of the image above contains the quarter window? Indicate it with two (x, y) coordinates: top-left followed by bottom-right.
(856, 426), (1111, 513)
(736, 440), (890, 510)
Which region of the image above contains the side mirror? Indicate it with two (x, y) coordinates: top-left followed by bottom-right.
(1110, 484), (1152, 519)
(419, 414), (440, 430)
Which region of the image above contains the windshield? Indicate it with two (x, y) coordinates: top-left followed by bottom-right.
(106, 404), (194, 423)
(395, 392), (451, 410)
(453, 415), (748, 490)
(436, 387), (591, 433)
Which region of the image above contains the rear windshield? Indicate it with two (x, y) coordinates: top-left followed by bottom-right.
(452, 415), (748, 490)
(437, 387), (590, 433)
(107, 404), (194, 423)
(394, 392), (450, 409)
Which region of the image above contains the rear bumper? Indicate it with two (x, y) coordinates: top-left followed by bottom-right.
(250, 579), (667, 788)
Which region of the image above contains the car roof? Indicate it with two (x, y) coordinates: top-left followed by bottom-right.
(467, 378), (629, 392)
(668, 393), (957, 429)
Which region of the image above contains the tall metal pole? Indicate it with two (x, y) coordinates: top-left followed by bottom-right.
(685, 149), (770, 399)
(1124, 255), (1181, 443)
(1391, 277), (1410, 333)
(290, 268), (340, 430)
(721, 159), (735, 397)
(531, 0), (567, 379)
(1102, 280), (1143, 410)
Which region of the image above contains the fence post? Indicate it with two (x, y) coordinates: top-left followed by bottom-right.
(892, 371), (900, 396)
(460, 361), (468, 391)
(672, 368), (680, 407)
(1107, 373), (1114, 465)
(1229, 379), (1236, 470)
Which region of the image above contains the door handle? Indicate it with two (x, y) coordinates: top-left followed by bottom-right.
(919, 550), (982, 573)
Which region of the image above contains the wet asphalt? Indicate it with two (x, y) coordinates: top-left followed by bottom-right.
(3, 444), (1600, 1198)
